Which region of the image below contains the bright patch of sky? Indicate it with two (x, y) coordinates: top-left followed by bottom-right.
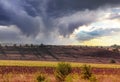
(69, 7), (120, 46)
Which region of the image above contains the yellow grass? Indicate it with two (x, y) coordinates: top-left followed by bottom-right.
(0, 60), (120, 68)
(0, 73), (120, 82)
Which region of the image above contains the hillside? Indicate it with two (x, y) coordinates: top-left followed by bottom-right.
(0, 45), (120, 63)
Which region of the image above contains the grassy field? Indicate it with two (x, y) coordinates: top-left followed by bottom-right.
(0, 60), (120, 68)
(0, 60), (120, 82)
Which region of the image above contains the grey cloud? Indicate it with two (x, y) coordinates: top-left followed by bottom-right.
(0, 0), (120, 43)
(47, 0), (120, 17)
(108, 13), (120, 20)
(0, 25), (39, 44)
(76, 28), (120, 41)
(0, 26), (22, 43)
(55, 10), (101, 37)
(0, 0), (120, 36)
(0, 0), (41, 36)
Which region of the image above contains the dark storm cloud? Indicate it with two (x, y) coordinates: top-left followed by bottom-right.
(55, 10), (101, 37)
(47, 0), (120, 17)
(0, 0), (41, 36)
(0, 26), (22, 42)
(0, 0), (120, 43)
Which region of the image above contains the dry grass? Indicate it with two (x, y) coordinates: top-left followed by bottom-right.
(0, 60), (120, 82)
(0, 60), (120, 68)
(0, 73), (119, 82)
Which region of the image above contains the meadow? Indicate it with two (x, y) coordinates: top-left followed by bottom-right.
(0, 60), (120, 82)
(0, 60), (120, 68)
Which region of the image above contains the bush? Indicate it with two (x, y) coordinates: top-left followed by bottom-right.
(37, 74), (46, 82)
(89, 75), (97, 82)
(113, 48), (119, 52)
(65, 75), (73, 82)
(110, 59), (116, 63)
(81, 64), (92, 80)
(55, 62), (72, 82)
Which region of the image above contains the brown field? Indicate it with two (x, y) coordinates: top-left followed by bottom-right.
(0, 66), (120, 82)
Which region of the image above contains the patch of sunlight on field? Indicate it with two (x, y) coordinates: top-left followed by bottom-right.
(0, 60), (58, 67)
(71, 63), (120, 68)
(0, 60), (120, 68)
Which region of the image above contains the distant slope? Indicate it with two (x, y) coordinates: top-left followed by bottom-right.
(0, 45), (120, 63)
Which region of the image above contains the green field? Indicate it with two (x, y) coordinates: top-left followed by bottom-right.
(0, 60), (120, 68)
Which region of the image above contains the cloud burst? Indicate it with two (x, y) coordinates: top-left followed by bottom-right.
(0, 0), (120, 44)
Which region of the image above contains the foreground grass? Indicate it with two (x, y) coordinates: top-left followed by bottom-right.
(0, 73), (120, 82)
(0, 60), (120, 68)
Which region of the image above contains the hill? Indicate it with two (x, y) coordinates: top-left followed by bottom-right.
(0, 45), (120, 63)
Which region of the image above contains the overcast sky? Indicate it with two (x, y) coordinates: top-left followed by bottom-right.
(0, 0), (120, 46)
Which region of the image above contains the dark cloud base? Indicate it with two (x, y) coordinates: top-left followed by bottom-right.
(0, 0), (120, 44)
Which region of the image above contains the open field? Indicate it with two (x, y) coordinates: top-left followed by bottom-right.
(0, 72), (120, 82)
(0, 60), (120, 82)
(0, 60), (120, 68)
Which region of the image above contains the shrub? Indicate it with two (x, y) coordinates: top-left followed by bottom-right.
(110, 59), (116, 63)
(65, 75), (73, 82)
(89, 75), (97, 82)
(81, 64), (92, 80)
(37, 74), (46, 82)
(55, 62), (72, 82)
(113, 48), (119, 52)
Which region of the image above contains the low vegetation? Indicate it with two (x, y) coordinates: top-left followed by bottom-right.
(37, 74), (46, 82)
(109, 59), (116, 63)
(81, 64), (92, 80)
(55, 62), (72, 82)
(81, 64), (97, 82)
(0, 60), (119, 82)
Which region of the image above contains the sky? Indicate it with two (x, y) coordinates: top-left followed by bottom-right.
(0, 0), (120, 46)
